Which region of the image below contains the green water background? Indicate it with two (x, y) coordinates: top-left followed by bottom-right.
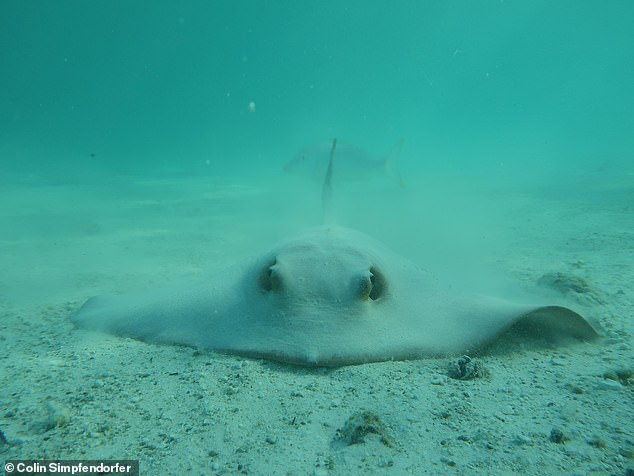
(2, 1), (632, 188)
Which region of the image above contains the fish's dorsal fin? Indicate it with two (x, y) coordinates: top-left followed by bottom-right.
(321, 138), (337, 225)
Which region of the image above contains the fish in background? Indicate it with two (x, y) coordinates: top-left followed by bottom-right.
(285, 139), (405, 188)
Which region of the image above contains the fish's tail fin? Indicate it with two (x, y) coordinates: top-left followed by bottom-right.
(384, 139), (405, 188)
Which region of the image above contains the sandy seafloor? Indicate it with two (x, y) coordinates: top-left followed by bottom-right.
(0, 172), (632, 476)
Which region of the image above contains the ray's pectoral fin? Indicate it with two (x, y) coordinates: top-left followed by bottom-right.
(479, 305), (601, 355)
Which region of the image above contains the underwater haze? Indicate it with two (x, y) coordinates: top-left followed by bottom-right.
(1, 2), (633, 475)
(2, 1), (633, 182)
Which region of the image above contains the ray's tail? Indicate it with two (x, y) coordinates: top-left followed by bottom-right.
(384, 138), (405, 188)
(321, 138), (337, 225)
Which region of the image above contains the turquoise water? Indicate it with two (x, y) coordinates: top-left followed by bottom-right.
(2, 1), (632, 184)
(1, 4), (633, 475)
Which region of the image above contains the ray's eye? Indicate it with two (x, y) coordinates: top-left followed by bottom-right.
(259, 260), (283, 293)
(358, 266), (387, 301)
